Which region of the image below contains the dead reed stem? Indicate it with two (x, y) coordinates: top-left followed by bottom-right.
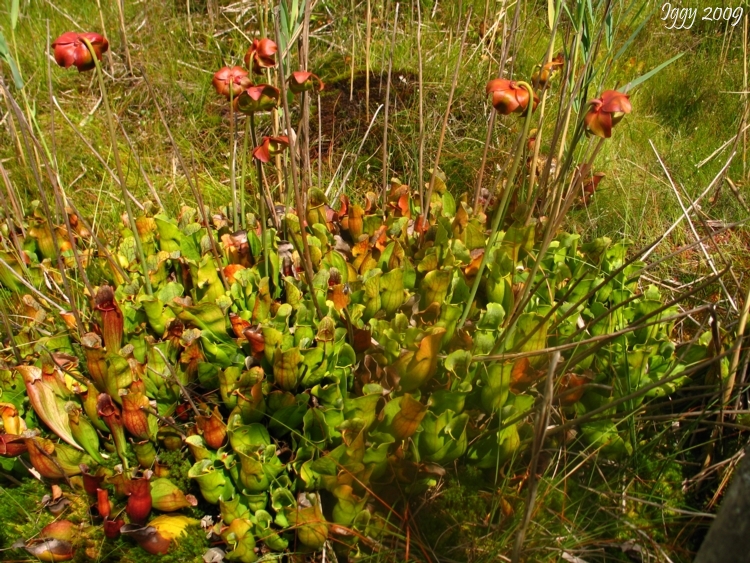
(421, 10), (471, 226)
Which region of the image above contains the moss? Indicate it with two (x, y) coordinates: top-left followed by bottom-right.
(157, 449), (193, 493)
(0, 479), (55, 550)
(0, 476), (211, 562)
(414, 466), (508, 553)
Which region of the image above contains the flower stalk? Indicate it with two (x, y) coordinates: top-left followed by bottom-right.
(229, 87), (239, 228)
(249, 113), (270, 276)
(80, 37), (153, 296)
(239, 116), (251, 230)
(458, 81), (536, 329)
(274, 15), (323, 321)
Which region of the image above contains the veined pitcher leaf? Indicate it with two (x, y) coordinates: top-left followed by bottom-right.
(332, 485), (368, 526)
(501, 224), (535, 262)
(380, 394), (428, 440)
(420, 269), (452, 307)
(480, 362), (512, 413)
(380, 268), (404, 316)
(466, 424), (520, 468)
(581, 420), (633, 459)
(274, 346), (303, 391)
(394, 328), (446, 392)
(286, 495), (328, 550)
(17, 366), (82, 450)
(418, 410), (469, 463)
(150, 478), (198, 511)
(169, 301), (231, 343)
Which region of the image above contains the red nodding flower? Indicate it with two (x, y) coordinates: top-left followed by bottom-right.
(531, 53), (565, 91)
(486, 79), (539, 116)
(252, 136), (289, 163)
(236, 84), (280, 114)
(212, 66), (252, 99)
(288, 71), (324, 95)
(584, 90), (632, 138)
(51, 32), (109, 72)
(244, 38), (277, 74)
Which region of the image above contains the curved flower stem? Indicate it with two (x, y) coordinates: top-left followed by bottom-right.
(458, 82), (535, 329)
(229, 88), (239, 229)
(46, 28), (96, 304)
(238, 116), (251, 230)
(249, 113), (270, 278)
(82, 37), (153, 296)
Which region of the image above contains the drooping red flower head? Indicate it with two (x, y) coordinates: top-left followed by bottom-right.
(51, 32), (109, 72)
(486, 79), (539, 116)
(236, 84), (280, 114)
(531, 53), (565, 91)
(212, 66), (252, 99)
(584, 90), (632, 138)
(288, 71), (324, 95)
(252, 136), (289, 163)
(244, 38), (277, 74)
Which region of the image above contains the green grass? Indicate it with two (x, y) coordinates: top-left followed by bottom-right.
(3, 1), (745, 246)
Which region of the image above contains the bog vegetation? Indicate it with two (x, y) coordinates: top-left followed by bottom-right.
(0, 1), (748, 562)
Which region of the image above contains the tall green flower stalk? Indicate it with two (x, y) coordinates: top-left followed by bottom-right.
(458, 82), (536, 329)
(274, 15), (323, 321)
(80, 37), (153, 296)
(229, 87), (239, 228)
(238, 116), (251, 229)
(249, 113), (270, 277)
